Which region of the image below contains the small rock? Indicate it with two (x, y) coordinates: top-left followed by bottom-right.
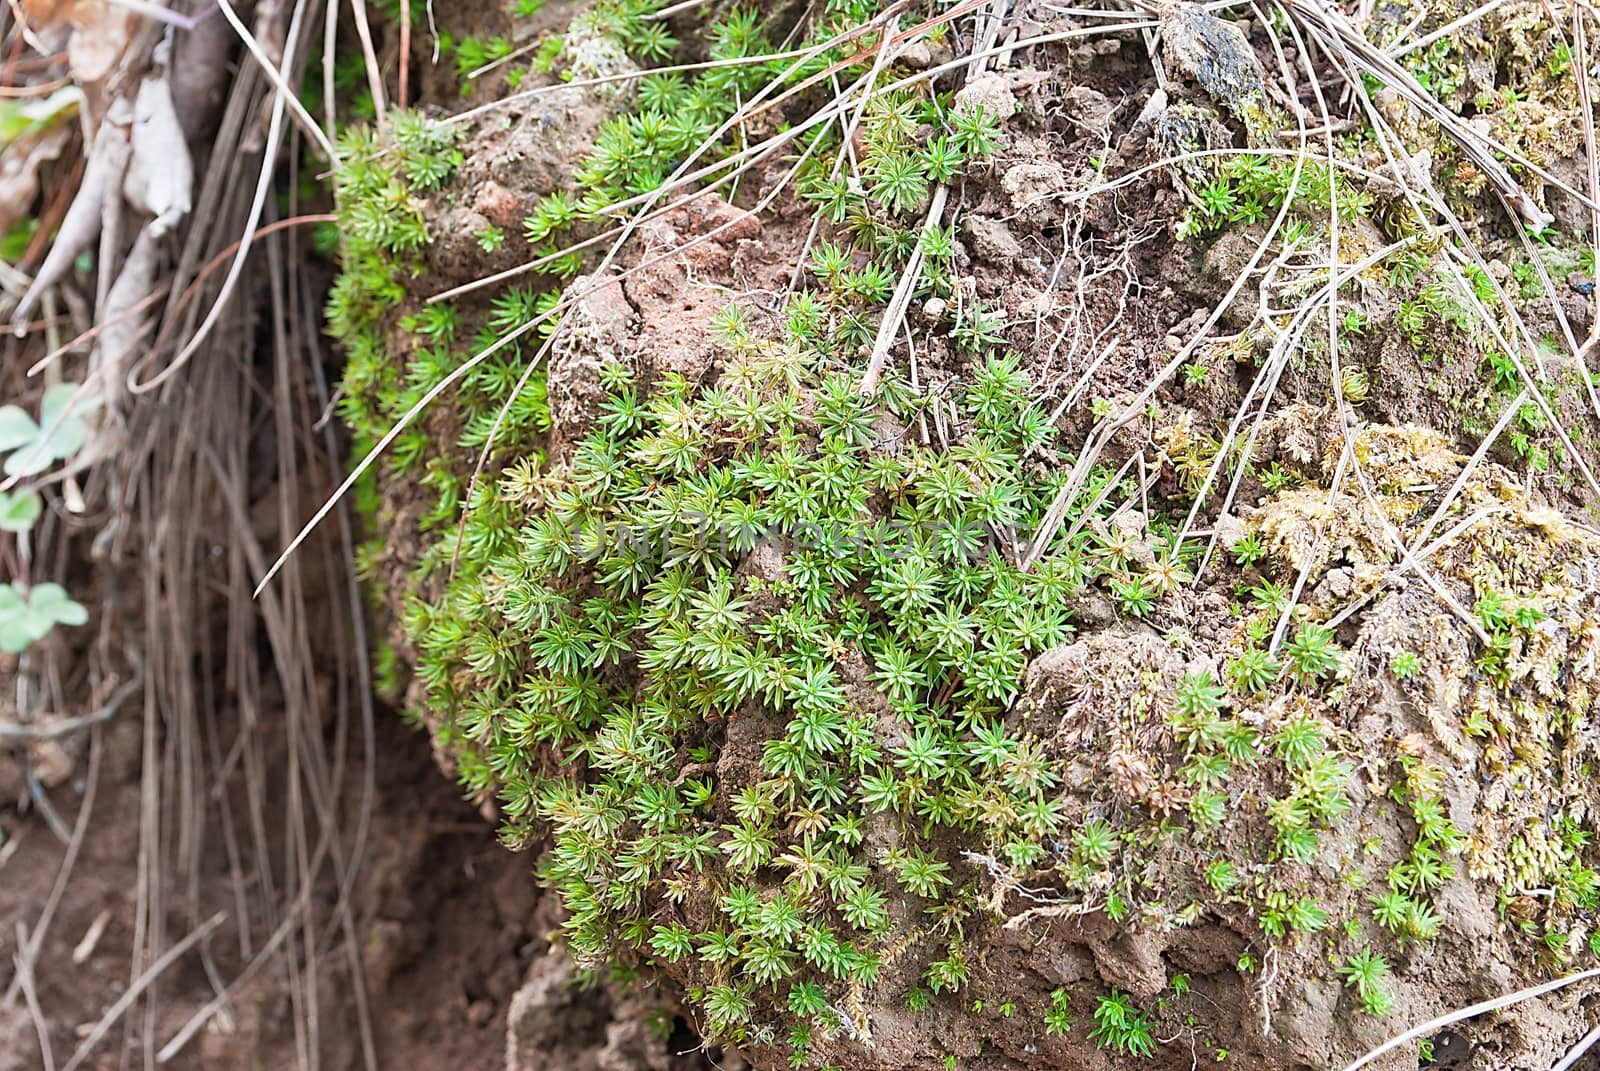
(1112, 509), (1148, 541)
(1001, 161), (1068, 212)
(1311, 565), (1355, 608)
(952, 73), (1016, 123)
(898, 41), (932, 68)
(1073, 590), (1117, 630)
(1160, 4), (1266, 114)
(29, 739), (74, 788)
(472, 179), (522, 226)
(1062, 85), (1117, 140)
(963, 216), (1023, 262)
(1214, 513), (1247, 551)
(1323, 566), (1354, 599)
(547, 271), (633, 443)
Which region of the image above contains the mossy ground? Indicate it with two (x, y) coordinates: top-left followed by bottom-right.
(327, 1), (1600, 1067)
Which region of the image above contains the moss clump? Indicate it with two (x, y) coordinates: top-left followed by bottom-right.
(408, 330), (1147, 1047)
(1243, 415), (1600, 940)
(327, 1), (1600, 1063)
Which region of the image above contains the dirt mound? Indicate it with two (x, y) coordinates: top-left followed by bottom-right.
(329, 0), (1600, 1068)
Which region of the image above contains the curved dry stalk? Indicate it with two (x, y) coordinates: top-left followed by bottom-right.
(346, 0), (386, 127)
(1552, 1023), (1600, 1071)
(1385, 0), (1515, 57)
(0, 674), (141, 739)
(861, 0), (1022, 398)
(1281, 0), (1581, 224)
(1027, 134), (1309, 570)
(1221, 0), (1600, 615)
(12, 922), (53, 1071)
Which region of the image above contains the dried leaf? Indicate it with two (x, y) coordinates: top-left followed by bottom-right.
(66, 0), (137, 84)
(10, 97), (130, 328)
(124, 73), (192, 232)
(94, 221), (160, 412)
(0, 85), (81, 238)
(0, 122), (73, 239)
(19, 0), (74, 27)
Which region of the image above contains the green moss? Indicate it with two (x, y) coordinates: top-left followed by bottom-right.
(413, 332), (1120, 1043)
(328, 12), (1093, 1053)
(324, 2), (1600, 1062)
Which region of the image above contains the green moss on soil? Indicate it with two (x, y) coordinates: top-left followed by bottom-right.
(323, 0), (1600, 1065)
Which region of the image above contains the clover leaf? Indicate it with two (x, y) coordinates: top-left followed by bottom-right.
(0, 488), (41, 532)
(0, 581), (88, 652)
(0, 404), (37, 451)
(1, 383), (96, 477)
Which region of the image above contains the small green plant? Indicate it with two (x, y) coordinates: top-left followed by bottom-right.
(0, 581), (88, 652)
(1259, 891), (1330, 938)
(1044, 987), (1074, 1035)
(1257, 462), (1296, 493)
(1283, 622), (1341, 684)
(1227, 647), (1280, 694)
(1338, 949), (1395, 1017)
(0, 488), (41, 532)
(1111, 573), (1158, 617)
(1088, 989), (1156, 1057)
(0, 382), (95, 477)
(1338, 367), (1369, 405)
(1205, 860), (1239, 892)
(476, 224), (506, 252)
(1371, 889), (1441, 942)
(1273, 711), (1326, 768)
(1232, 532), (1266, 566)
(1389, 650), (1421, 680)
(450, 33), (516, 77)
(532, 35), (564, 71)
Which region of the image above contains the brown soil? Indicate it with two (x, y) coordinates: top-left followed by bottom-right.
(1, 636), (731, 1071)
(0, 697), (506, 1069)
